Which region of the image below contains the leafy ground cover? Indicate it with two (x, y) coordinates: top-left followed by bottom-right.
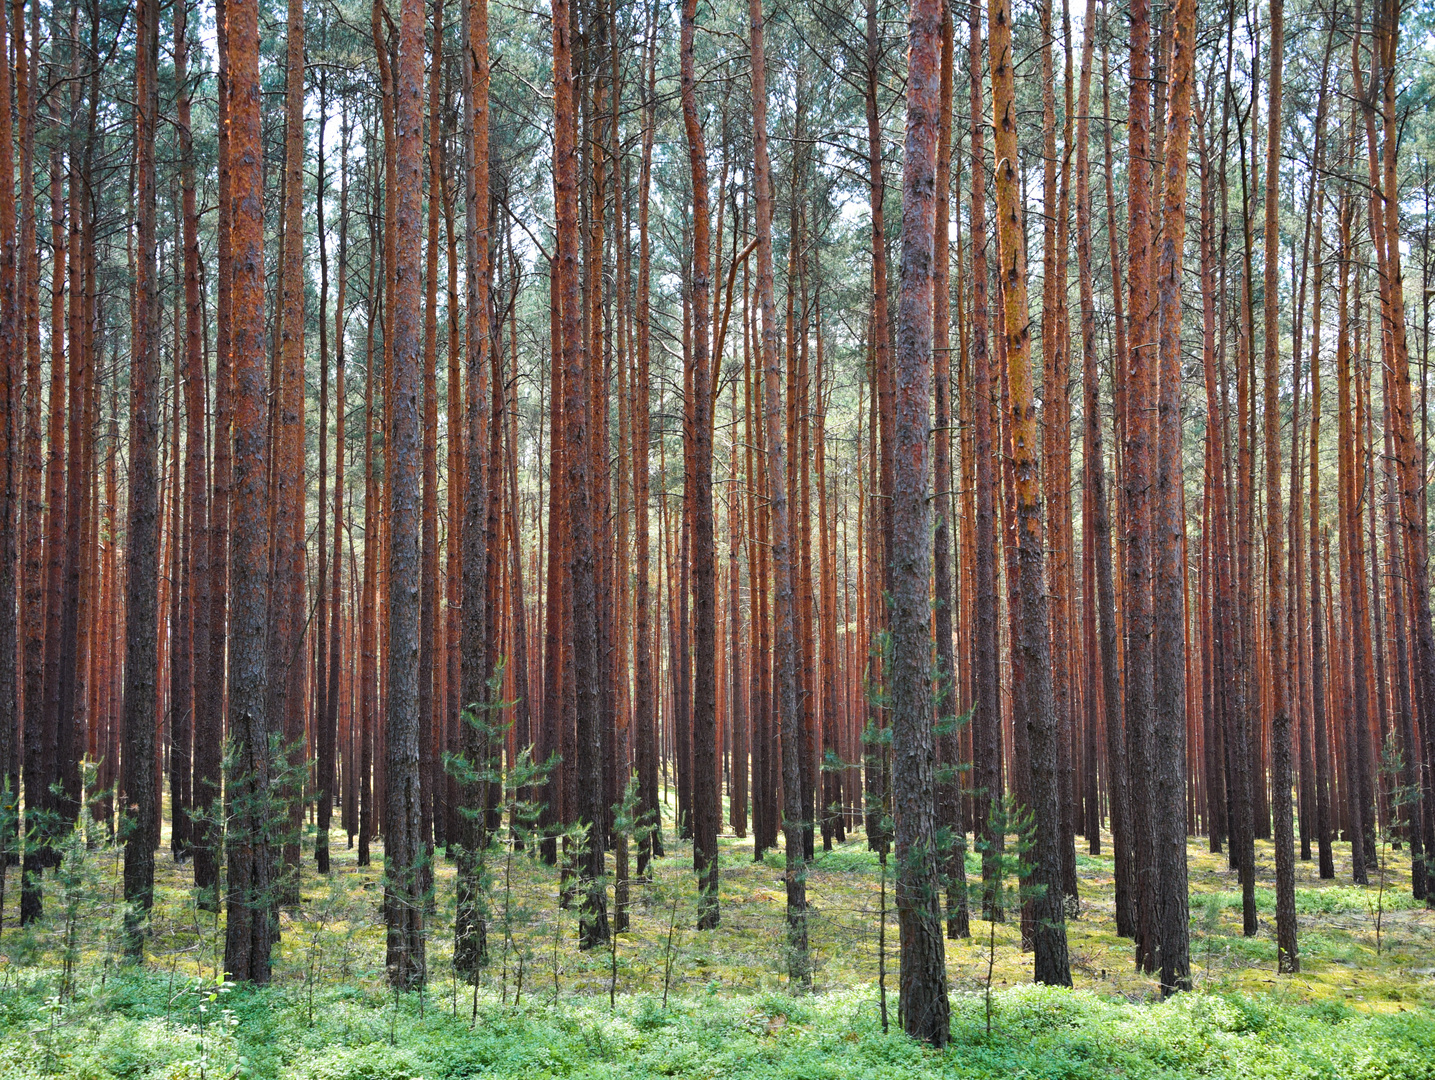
(0, 799), (1431, 1078)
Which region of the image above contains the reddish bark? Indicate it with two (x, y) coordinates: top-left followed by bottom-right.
(989, 0), (1070, 986)
(890, 0), (950, 1041)
(552, 0), (607, 949)
(223, 0), (275, 983)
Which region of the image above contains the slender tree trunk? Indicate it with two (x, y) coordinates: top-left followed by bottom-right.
(322, 107), (350, 876)
(679, 0), (719, 930)
(932, 0), (968, 941)
(1259, 0), (1298, 975)
(1308, 186), (1335, 879)
(1152, 0), (1196, 991)
(173, 0), (206, 866)
(1123, 0), (1158, 974)
(1076, 0), (1126, 933)
(417, 0), (444, 909)
(749, 0), (806, 985)
(0, 0), (17, 919)
(272, 0), (308, 900)
(1100, 34), (1136, 935)
(454, 0), (494, 977)
(968, 0), (1003, 922)
(633, 7), (659, 874)
(1038, 0), (1073, 913)
(988, 0), (1070, 987)
(383, 0), (429, 990)
(1335, 197), (1369, 884)
(122, 0), (162, 961)
(891, 0), (951, 1041)
(195, 0), (232, 902)
(553, 0), (607, 949)
(17, 0), (45, 926)
(358, 165), (380, 869)
(864, 0), (894, 857)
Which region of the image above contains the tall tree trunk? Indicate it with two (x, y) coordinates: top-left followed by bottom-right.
(680, 0), (719, 930)
(417, 0), (444, 910)
(196, 0), (233, 902)
(383, 0), (429, 990)
(1308, 184), (1335, 879)
(1076, 0), (1127, 935)
(749, 0), (807, 985)
(321, 105), (350, 876)
(1101, 31), (1136, 937)
(1123, 0), (1158, 974)
(1038, 0), (1073, 913)
(968, 0), (1003, 923)
(988, 0), (1070, 987)
(176, 0), (207, 866)
(932, 0), (968, 941)
(315, 78), (332, 875)
(1335, 197), (1369, 884)
(122, 0), (161, 961)
(41, 137), (67, 860)
(1152, 0), (1196, 991)
(17, 0), (45, 926)
(553, 0), (607, 950)
(633, 7), (659, 874)
(273, 0), (308, 899)
(358, 161), (381, 869)
(891, 0), (951, 1042)
(864, 0), (894, 857)
(1260, 0), (1298, 975)
(0, 0), (17, 922)
(223, 0), (275, 983)
(454, 0), (494, 976)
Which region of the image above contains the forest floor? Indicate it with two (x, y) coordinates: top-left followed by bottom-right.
(0, 798), (1432, 1078)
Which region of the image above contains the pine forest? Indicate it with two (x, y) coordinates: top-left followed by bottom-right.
(0, 0), (1434, 1072)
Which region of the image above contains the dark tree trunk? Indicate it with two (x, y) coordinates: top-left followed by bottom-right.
(195, 0), (231, 901)
(0, 0), (18, 917)
(383, 0), (429, 990)
(932, 0), (968, 941)
(454, 0), (494, 977)
(1152, 0), (1196, 991)
(968, 0), (1003, 923)
(1123, 0), (1158, 975)
(272, 0), (308, 901)
(890, 0), (951, 1042)
(121, 0), (162, 961)
(633, 7), (659, 875)
(679, 0), (719, 930)
(1077, 0), (1128, 930)
(750, 0), (806, 985)
(553, 0), (607, 950)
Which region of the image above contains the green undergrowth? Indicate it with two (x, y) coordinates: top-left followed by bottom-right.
(2, 968), (1433, 1080)
(1208, 885), (1424, 916)
(1, 795), (1432, 1077)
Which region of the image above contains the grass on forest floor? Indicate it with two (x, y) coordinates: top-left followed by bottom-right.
(1, 794), (1432, 1008)
(0, 797), (1432, 1077)
(4, 969), (1435, 1080)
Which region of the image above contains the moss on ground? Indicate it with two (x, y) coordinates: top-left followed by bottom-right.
(0, 799), (1431, 1077)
